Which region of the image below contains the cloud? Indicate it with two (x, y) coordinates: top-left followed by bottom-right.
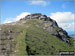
(50, 12), (74, 23)
(15, 12), (30, 21)
(50, 12), (74, 31)
(4, 12), (30, 24)
(59, 22), (74, 30)
(4, 17), (15, 24)
(4, 20), (12, 24)
(30, 0), (47, 6)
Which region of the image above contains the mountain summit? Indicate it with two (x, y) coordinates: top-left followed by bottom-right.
(20, 13), (72, 44)
(0, 13), (74, 56)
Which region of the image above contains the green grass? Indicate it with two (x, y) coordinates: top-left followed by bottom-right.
(13, 29), (27, 56)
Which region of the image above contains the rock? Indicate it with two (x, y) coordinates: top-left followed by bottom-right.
(52, 20), (58, 27)
(8, 30), (13, 33)
(24, 13), (42, 20)
(0, 28), (1, 31)
(31, 13), (42, 16)
(47, 17), (53, 21)
(40, 15), (46, 20)
(45, 26), (58, 35)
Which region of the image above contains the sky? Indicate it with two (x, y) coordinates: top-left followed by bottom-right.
(1, 0), (75, 35)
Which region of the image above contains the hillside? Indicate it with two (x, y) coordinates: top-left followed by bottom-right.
(0, 13), (74, 56)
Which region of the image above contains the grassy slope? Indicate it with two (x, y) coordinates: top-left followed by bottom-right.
(25, 25), (74, 55)
(1, 19), (74, 55)
(13, 30), (27, 56)
(24, 19), (74, 55)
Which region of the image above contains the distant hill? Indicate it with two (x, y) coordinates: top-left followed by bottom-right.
(0, 13), (74, 56)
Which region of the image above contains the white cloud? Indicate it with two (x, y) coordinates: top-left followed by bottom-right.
(50, 12), (74, 23)
(4, 20), (12, 24)
(4, 12), (30, 24)
(16, 12), (30, 21)
(30, 0), (47, 6)
(4, 17), (15, 23)
(59, 22), (74, 30)
(50, 12), (74, 31)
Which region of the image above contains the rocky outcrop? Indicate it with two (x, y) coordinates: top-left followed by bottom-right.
(21, 13), (50, 21)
